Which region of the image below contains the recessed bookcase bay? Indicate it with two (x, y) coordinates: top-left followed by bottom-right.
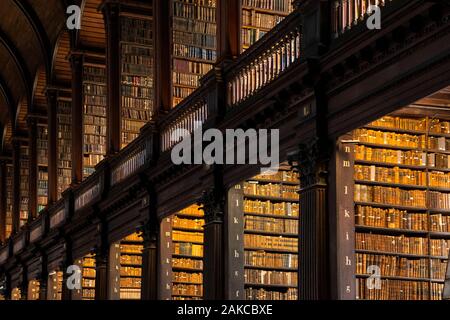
(120, 13), (154, 149)
(228, 163), (300, 300)
(171, 0), (217, 107)
(342, 107), (450, 300)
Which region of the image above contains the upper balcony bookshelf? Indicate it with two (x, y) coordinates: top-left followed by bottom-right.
(37, 124), (48, 213)
(57, 98), (72, 199)
(172, 0), (217, 108)
(83, 64), (107, 178)
(120, 15), (154, 149)
(241, 0), (294, 51)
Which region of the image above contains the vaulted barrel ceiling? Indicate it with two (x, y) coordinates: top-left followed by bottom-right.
(0, 0), (68, 151)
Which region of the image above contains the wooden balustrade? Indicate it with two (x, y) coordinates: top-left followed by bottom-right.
(226, 14), (302, 108)
(332, 0), (393, 37)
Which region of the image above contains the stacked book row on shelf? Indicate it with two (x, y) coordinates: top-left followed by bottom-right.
(241, 0), (293, 49)
(356, 278), (442, 300)
(118, 233), (143, 300)
(19, 145), (30, 226)
(352, 114), (450, 300)
(171, 205), (205, 300)
(57, 99), (72, 198)
(28, 280), (40, 300)
(47, 271), (63, 300)
(5, 165), (13, 238)
(83, 65), (107, 178)
(172, 0), (216, 107)
(120, 16), (154, 148)
(37, 124), (48, 213)
(243, 169), (299, 300)
(356, 253), (447, 279)
(80, 254), (96, 300)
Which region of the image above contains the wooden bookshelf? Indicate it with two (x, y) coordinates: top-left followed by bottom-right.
(19, 144), (29, 227)
(227, 166), (299, 300)
(171, 0), (217, 107)
(160, 204), (205, 300)
(110, 232), (143, 300)
(241, 0), (294, 51)
(27, 280), (40, 300)
(37, 124), (48, 212)
(74, 254), (96, 300)
(47, 271), (63, 300)
(352, 113), (450, 300)
(57, 99), (72, 199)
(5, 164), (13, 239)
(120, 15), (154, 148)
(83, 64), (107, 178)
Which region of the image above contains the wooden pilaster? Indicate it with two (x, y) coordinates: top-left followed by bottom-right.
(11, 139), (21, 234)
(27, 117), (38, 220)
(198, 171), (226, 300)
(217, 0), (241, 60)
(102, 0), (121, 155)
(70, 53), (84, 185)
(46, 89), (58, 205)
(0, 161), (6, 242)
(154, 0), (172, 114)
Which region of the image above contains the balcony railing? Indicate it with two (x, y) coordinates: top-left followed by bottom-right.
(161, 87), (209, 153)
(227, 12), (302, 108)
(332, 0), (394, 37)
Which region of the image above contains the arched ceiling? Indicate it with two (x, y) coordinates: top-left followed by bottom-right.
(0, 0), (67, 152)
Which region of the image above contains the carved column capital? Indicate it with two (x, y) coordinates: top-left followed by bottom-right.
(198, 188), (225, 225)
(289, 137), (330, 189)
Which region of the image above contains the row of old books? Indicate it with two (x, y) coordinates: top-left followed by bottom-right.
(243, 199), (299, 216)
(355, 253), (446, 278)
(244, 234), (297, 252)
(354, 184), (426, 207)
(173, 242), (204, 257)
(356, 278), (437, 300)
(172, 216), (204, 230)
(370, 115), (450, 135)
(242, 0), (293, 12)
(243, 182), (298, 199)
(173, 272), (203, 284)
(244, 269), (297, 286)
(244, 215), (298, 233)
(120, 16), (152, 45)
(354, 164), (426, 186)
(355, 205), (428, 230)
(172, 230), (204, 243)
(244, 251), (298, 269)
(172, 258), (203, 270)
(354, 128), (426, 148)
(173, 0), (216, 21)
(245, 287), (297, 300)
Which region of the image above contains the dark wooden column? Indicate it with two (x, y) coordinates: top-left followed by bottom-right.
(61, 239), (73, 300)
(20, 265), (28, 300)
(217, 0), (241, 61)
(295, 0), (331, 57)
(291, 139), (331, 300)
(46, 89), (58, 205)
(27, 117), (38, 220)
(94, 219), (109, 300)
(102, 1), (121, 155)
(4, 272), (11, 300)
(69, 53), (84, 185)
(38, 253), (48, 300)
(0, 160), (6, 242)
(154, 0), (172, 114)
(140, 216), (159, 300)
(198, 176), (226, 300)
(11, 138), (21, 234)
